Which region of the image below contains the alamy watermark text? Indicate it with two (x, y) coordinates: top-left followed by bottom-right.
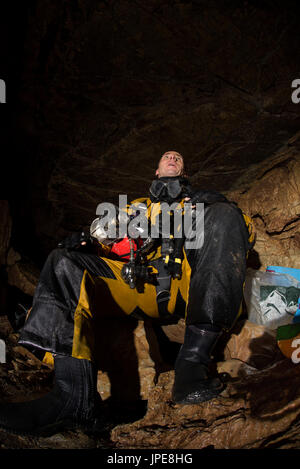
(0, 79), (6, 103)
(291, 79), (300, 104)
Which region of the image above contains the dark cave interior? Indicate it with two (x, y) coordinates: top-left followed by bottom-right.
(1, 0), (300, 268)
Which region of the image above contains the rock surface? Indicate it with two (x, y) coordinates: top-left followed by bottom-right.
(111, 358), (300, 449)
(108, 319), (300, 450)
(6, 253), (40, 298)
(1, 313), (300, 449)
(5, 0), (300, 264)
(95, 318), (174, 402)
(228, 131), (300, 270)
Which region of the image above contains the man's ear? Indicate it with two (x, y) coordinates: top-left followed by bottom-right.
(155, 169), (159, 177)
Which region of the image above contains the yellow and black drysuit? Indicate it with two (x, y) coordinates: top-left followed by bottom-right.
(0, 177), (255, 434)
(18, 178), (255, 363)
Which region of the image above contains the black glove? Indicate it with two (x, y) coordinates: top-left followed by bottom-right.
(57, 231), (92, 251)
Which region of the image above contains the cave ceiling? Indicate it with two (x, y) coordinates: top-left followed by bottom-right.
(2, 0), (300, 259)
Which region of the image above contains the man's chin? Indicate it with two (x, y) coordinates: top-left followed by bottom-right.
(158, 171), (181, 178)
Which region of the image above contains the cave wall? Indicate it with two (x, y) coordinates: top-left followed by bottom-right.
(2, 0), (299, 262)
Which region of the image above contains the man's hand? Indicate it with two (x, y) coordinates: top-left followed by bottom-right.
(57, 231), (92, 250)
(184, 197), (195, 208)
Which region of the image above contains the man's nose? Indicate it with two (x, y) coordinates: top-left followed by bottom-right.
(169, 155), (176, 161)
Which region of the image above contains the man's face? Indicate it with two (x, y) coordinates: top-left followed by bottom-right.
(155, 151), (184, 178)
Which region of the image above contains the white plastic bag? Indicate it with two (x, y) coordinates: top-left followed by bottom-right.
(244, 268), (300, 329)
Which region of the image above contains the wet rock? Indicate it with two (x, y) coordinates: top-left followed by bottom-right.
(6, 255), (40, 297)
(8, 1), (300, 261)
(109, 319), (300, 449)
(228, 131), (300, 270)
(111, 359), (300, 449)
(0, 307), (298, 449)
(0, 315), (14, 338)
(96, 319), (173, 402)
(221, 319), (283, 370)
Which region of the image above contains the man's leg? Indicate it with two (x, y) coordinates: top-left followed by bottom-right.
(0, 248), (130, 435)
(18, 248), (118, 358)
(0, 354), (100, 435)
(172, 202), (253, 404)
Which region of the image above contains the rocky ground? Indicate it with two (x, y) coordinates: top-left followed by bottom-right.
(1, 311), (300, 450)
(0, 315), (147, 450)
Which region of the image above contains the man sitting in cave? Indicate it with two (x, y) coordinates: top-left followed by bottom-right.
(0, 150), (255, 435)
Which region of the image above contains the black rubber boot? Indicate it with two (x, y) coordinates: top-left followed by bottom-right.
(172, 324), (225, 404)
(0, 355), (102, 436)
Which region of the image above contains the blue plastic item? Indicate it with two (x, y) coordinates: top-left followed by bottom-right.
(266, 266), (300, 282)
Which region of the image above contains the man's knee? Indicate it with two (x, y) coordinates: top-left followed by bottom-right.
(205, 202), (243, 231)
(46, 248), (77, 272)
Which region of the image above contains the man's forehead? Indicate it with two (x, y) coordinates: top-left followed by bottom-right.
(161, 151), (183, 160)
